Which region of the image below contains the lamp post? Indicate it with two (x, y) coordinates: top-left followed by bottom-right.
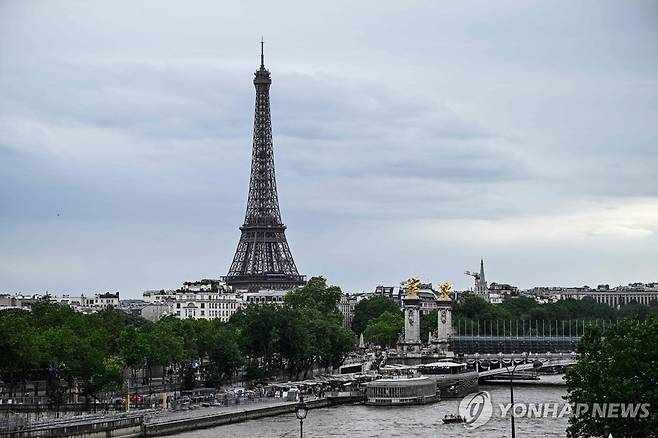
(503, 355), (542, 438)
(295, 395), (308, 438)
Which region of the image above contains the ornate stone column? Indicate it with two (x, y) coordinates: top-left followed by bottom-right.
(400, 278), (422, 353)
(436, 282), (454, 355)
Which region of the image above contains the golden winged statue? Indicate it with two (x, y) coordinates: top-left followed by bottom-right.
(439, 282), (453, 300)
(404, 277), (420, 299)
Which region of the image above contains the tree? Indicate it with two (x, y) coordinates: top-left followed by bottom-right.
(95, 356), (125, 394)
(142, 319), (185, 389)
(0, 275), (357, 402)
(274, 307), (313, 379)
(364, 311), (403, 348)
(420, 310), (437, 342)
(327, 325), (356, 369)
(230, 275), (355, 381)
(285, 276), (343, 318)
(283, 276), (354, 376)
(203, 323), (242, 387)
(454, 295), (498, 320)
(351, 296), (401, 335)
(230, 304), (280, 374)
(548, 298), (617, 321)
(118, 326), (149, 383)
(619, 303), (658, 321)
(0, 310), (39, 397)
(497, 296), (537, 317)
(565, 317), (658, 437)
(302, 308), (354, 375)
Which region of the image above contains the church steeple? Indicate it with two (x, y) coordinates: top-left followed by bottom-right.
(477, 258), (488, 301)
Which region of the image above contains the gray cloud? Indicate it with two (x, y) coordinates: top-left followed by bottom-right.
(1, 0), (657, 295)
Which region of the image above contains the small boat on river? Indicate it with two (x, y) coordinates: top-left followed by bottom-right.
(442, 414), (466, 424)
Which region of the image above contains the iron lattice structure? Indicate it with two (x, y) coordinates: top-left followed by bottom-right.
(224, 45), (305, 292)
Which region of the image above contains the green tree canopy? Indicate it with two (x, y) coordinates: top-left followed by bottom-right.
(363, 311), (403, 348)
(452, 294), (634, 326)
(420, 310), (438, 342)
(454, 295), (499, 320)
(0, 276), (355, 397)
(565, 317), (658, 437)
(202, 322), (242, 387)
(351, 296), (402, 335)
(285, 276), (342, 318)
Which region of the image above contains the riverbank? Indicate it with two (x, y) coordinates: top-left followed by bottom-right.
(0, 414), (144, 438)
(0, 394), (365, 438)
(144, 393), (364, 437)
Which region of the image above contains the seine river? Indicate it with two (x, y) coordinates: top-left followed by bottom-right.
(174, 383), (569, 437)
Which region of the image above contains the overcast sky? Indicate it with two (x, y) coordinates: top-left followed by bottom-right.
(1, 1), (657, 298)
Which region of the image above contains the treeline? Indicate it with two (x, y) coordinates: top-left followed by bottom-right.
(453, 294), (658, 322)
(353, 294), (658, 347)
(0, 276), (354, 403)
(351, 297), (402, 348)
(232, 277), (354, 382)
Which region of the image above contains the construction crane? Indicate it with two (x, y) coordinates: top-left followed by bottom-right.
(464, 271), (480, 292)
(464, 271), (480, 280)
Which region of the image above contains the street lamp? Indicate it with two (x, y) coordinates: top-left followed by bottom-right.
(503, 355), (542, 438)
(295, 395), (308, 438)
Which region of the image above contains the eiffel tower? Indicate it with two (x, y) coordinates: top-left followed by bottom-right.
(224, 41), (305, 292)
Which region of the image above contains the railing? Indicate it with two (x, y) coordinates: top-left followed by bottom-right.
(326, 391), (363, 398)
(0, 414), (143, 437)
(451, 335), (579, 354)
(453, 319), (616, 338)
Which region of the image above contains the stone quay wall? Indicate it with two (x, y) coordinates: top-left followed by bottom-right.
(0, 416), (144, 438)
(144, 394), (364, 437)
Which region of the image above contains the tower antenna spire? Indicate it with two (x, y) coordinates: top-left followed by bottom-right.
(260, 36), (264, 68)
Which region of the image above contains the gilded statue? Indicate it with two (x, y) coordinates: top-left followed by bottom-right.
(404, 277), (420, 299)
(439, 282), (453, 300)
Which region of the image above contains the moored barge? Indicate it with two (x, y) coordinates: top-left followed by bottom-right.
(417, 361), (479, 398)
(365, 377), (438, 406)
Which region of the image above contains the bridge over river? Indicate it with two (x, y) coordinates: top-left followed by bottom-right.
(459, 352), (578, 379)
(449, 319), (615, 354)
(451, 334), (581, 354)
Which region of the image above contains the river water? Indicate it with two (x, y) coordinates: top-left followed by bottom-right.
(174, 383), (569, 438)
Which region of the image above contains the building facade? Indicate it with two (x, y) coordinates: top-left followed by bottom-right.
(142, 280), (293, 322)
(525, 283), (658, 309)
(171, 290), (241, 322)
(243, 290), (287, 305)
(338, 294), (358, 328)
(487, 282), (519, 304)
(50, 292), (120, 312)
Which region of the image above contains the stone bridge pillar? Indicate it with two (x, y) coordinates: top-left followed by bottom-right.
(398, 278), (422, 353)
(432, 282), (454, 355)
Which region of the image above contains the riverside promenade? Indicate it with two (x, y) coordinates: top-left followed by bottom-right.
(144, 393), (364, 436)
(0, 393), (365, 438)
